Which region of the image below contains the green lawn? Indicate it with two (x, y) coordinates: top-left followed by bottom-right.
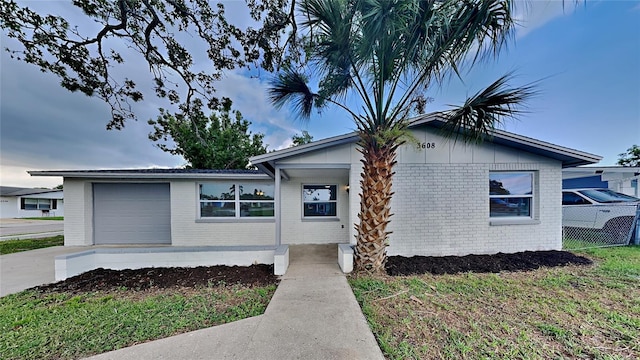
(350, 246), (640, 359)
(0, 236), (64, 255)
(0, 284), (276, 360)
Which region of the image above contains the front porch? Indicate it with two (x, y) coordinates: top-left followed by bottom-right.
(53, 243), (354, 280)
(274, 166), (355, 246)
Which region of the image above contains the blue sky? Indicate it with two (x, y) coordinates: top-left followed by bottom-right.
(299, 0), (640, 161)
(1, 0), (639, 188)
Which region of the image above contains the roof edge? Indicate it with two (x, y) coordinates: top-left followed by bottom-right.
(250, 111), (600, 168)
(28, 170), (272, 180)
(250, 132), (359, 164)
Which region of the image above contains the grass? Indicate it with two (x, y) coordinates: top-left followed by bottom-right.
(0, 284), (277, 360)
(563, 234), (632, 251)
(350, 246), (640, 359)
(0, 236), (64, 255)
(20, 217), (64, 221)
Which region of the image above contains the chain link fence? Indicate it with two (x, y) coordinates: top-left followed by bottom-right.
(562, 204), (639, 250)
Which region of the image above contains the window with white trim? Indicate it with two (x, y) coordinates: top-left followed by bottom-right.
(303, 185), (337, 217)
(21, 198), (57, 210)
(199, 182), (274, 218)
(489, 172), (533, 218)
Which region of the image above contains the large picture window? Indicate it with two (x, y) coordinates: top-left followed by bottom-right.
(21, 198), (57, 210)
(200, 182), (274, 218)
(303, 185), (337, 217)
(489, 172), (533, 218)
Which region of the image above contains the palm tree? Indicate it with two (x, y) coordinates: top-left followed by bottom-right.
(269, 0), (535, 274)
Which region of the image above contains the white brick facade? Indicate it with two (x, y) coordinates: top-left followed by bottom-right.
(170, 180), (275, 246)
(381, 128), (563, 256)
(270, 127), (566, 256)
(57, 126), (573, 256)
(387, 161), (562, 257)
(62, 178), (93, 246)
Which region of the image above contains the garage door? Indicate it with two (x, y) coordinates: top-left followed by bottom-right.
(93, 183), (171, 245)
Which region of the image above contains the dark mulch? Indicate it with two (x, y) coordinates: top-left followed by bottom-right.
(34, 264), (279, 294)
(386, 250), (592, 276)
(30, 251), (592, 294)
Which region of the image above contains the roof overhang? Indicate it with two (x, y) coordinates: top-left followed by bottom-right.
(28, 170), (272, 180)
(484, 128), (601, 168)
(250, 132), (359, 178)
(0, 187), (63, 197)
(250, 112), (601, 172)
(563, 166), (640, 180)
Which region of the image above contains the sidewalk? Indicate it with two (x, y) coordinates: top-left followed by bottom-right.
(85, 244), (385, 360)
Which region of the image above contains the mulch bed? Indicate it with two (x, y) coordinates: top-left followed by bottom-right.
(31, 251), (592, 294)
(386, 250), (592, 276)
(34, 264), (279, 294)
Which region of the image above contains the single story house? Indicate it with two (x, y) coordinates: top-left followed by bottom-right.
(0, 186), (64, 218)
(563, 166), (640, 197)
(30, 113), (601, 278)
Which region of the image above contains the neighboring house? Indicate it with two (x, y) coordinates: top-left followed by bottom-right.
(563, 166), (640, 198)
(0, 186), (64, 218)
(30, 114), (600, 276)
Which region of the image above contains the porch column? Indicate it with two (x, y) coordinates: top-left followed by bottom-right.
(275, 166), (281, 246)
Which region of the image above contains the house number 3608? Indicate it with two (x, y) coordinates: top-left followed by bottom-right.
(418, 142), (436, 149)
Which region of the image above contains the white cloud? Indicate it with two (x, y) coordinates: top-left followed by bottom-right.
(0, 165), (62, 188)
(214, 71), (305, 150)
(514, 0), (573, 38)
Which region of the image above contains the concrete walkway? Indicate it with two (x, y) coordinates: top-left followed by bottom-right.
(85, 244), (385, 360)
(0, 246), (85, 296)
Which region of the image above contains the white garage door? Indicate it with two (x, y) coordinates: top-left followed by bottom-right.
(93, 183), (171, 245)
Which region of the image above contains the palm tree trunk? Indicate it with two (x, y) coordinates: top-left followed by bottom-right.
(354, 139), (398, 274)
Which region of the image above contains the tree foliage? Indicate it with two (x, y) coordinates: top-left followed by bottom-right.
(1, 0), (299, 129)
(270, 0), (535, 143)
(291, 130), (313, 146)
(148, 99), (267, 169)
(269, 0), (535, 273)
(617, 145), (640, 167)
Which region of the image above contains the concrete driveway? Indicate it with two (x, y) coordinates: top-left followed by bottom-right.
(0, 218), (64, 241)
(1, 246), (85, 296)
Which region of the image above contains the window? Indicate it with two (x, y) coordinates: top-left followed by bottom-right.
(562, 192), (591, 205)
(489, 172), (533, 218)
(577, 189), (639, 203)
(199, 182), (274, 218)
(20, 198), (57, 210)
(303, 185), (337, 217)
(238, 182), (275, 217)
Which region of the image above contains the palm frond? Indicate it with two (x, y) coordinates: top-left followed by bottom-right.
(268, 69), (316, 120)
(442, 73), (538, 144)
(392, 0), (517, 118)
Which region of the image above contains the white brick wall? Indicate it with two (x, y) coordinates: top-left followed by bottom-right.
(63, 178), (93, 246)
(279, 127), (565, 255)
(59, 124), (565, 255)
(386, 161), (562, 257)
(170, 180), (276, 246)
(62, 179), (277, 247)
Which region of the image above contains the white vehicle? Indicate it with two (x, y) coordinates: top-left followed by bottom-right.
(562, 188), (639, 239)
